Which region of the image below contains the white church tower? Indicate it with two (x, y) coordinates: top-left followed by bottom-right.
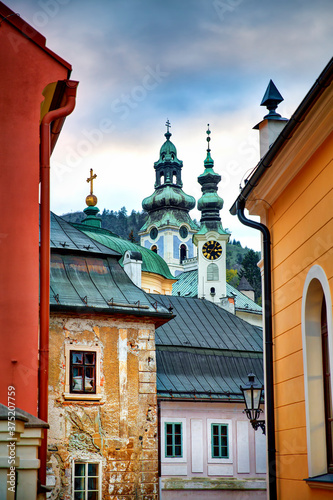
(193, 126), (230, 302)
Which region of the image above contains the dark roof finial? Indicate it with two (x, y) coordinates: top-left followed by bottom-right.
(260, 79), (284, 119)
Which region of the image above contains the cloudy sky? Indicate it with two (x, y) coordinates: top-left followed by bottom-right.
(9, 0), (333, 249)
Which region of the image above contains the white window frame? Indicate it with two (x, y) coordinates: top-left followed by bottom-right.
(302, 265), (333, 477)
(207, 419), (233, 464)
(161, 417), (187, 463)
(72, 460), (102, 500)
(64, 345), (102, 400)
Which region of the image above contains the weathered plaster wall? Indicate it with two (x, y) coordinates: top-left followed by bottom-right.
(48, 313), (159, 499)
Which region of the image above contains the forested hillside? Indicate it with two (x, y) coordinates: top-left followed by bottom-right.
(62, 208), (261, 303)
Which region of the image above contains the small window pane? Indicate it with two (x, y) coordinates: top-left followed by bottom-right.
(74, 492), (84, 500)
(74, 477), (85, 490)
(75, 463), (85, 477)
(85, 353), (95, 365)
(88, 477), (99, 490)
(175, 434), (181, 445)
(175, 445), (181, 456)
(88, 492), (98, 500)
(88, 463), (98, 476)
(72, 352), (83, 364)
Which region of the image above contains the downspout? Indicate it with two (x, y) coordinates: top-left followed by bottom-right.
(236, 199), (277, 500)
(39, 80), (78, 488)
(157, 399), (162, 499)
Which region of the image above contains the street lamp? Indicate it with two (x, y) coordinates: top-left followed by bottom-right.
(240, 373), (265, 434)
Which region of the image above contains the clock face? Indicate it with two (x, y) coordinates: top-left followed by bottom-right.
(202, 240), (222, 260)
(150, 227), (158, 240)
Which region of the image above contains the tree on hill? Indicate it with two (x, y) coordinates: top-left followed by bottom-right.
(226, 269), (239, 288)
(239, 249), (261, 303)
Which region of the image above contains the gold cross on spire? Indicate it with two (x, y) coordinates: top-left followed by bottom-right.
(86, 168), (97, 195)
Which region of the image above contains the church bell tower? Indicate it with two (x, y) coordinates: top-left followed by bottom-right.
(193, 126), (230, 301)
(139, 121), (198, 276)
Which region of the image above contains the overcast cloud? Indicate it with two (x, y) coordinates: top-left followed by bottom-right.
(7, 0), (333, 249)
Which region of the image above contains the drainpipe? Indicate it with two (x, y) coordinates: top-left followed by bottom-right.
(39, 80), (78, 488)
(157, 399), (162, 499)
(236, 199), (277, 500)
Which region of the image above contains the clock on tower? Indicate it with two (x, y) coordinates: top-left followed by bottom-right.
(202, 240), (222, 260)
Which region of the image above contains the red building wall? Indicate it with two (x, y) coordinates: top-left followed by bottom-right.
(0, 3), (71, 415)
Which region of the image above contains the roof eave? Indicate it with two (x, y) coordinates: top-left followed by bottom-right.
(50, 304), (174, 326)
(0, 2), (72, 76)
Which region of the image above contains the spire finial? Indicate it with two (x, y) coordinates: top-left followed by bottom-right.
(86, 168), (98, 207)
(206, 124), (211, 152)
(204, 124), (214, 168)
(165, 119), (172, 140)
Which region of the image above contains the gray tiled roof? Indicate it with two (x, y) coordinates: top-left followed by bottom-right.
(156, 347), (263, 400)
(153, 294), (263, 400)
(153, 295), (262, 351)
(49, 212), (120, 256)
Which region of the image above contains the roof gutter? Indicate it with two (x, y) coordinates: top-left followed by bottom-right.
(39, 79), (78, 488)
(230, 57), (333, 215)
(236, 199), (276, 500)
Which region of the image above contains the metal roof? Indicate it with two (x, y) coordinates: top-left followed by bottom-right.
(47, 214), (172, 321)
(172, 270), (262, 314)
(156, 347), (263, 400)
(49, 253), (172, 320)
(153, 294), (263, 399)
(75, 224), (175, 280)
(153, 294), (263, 352)
(49, 212), (120, 257)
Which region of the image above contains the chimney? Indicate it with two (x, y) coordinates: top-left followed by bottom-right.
(123, 250), (142, 288)
(253, 80), (288, 158)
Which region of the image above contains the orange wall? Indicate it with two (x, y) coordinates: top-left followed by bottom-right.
(0, 20), (70, 415)
(268, 132), (333, 498)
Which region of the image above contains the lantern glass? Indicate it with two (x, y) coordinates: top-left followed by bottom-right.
(241, 374), (263, 414)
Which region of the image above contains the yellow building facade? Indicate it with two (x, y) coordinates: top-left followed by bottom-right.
(231, 58), (333, 498)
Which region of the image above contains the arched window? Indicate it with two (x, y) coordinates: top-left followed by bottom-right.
(151, 245), (158, 254)
(180, 244), (187, 263)
(302, 265), (333, 477)
(173, 171), (177, 184)
(207, 263), (219, 281)
(160, 172), (164, 185)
